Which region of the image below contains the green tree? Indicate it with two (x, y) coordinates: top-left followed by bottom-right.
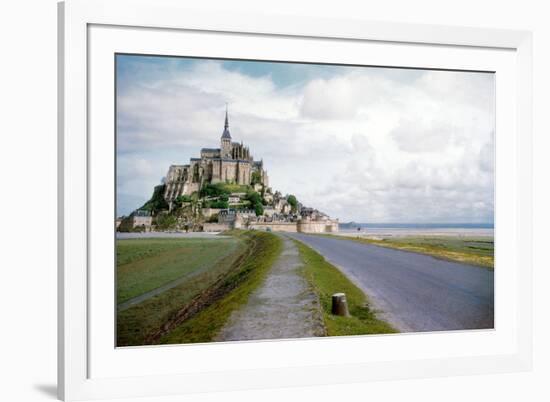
(245, 190), (264, 216)
(176, 195), (192, 203)
(173, 194), (192, 209)
(200, 183), (231, 198)
(210, 200), (229, 209)
(254, 203), (264, 217)
(155, 214), (177, 230)
(287, 194), (298, 213)
(251, 171), (262, 185)
(246, 190), (262, 205)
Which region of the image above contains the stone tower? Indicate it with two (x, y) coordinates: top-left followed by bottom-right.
(220, 105), (232, 158)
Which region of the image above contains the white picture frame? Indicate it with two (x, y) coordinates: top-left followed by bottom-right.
(58, 0), (533, 400)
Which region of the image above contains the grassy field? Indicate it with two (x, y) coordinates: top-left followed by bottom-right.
(159, 231), (282, 345)
(116, 236), (248, 346)
(333, 235), (494, 269)
(117, 237), (241, 304)
(294, 240), (396, 336)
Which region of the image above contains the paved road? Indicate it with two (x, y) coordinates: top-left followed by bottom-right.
(286, 233), (494, 332)
(216, 235), (325, 341)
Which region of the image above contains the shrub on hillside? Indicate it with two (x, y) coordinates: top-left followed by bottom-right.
(209, 200), (229, 209)
(246, 190), (264, 216)
(155, 214), (177, 230)
(140, 184), (169, 212)
(287, 194), (298, 213)
(254, 203), (264, 217)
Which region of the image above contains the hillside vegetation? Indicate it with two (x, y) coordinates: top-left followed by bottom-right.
(139, 184), (169, 212)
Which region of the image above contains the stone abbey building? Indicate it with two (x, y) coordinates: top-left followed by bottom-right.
(163, 108), (269, 202)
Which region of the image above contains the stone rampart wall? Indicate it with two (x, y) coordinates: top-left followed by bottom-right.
(297, 220), (339, 233)
(203, 223), (232, 232)
(248, 222), (298, 232)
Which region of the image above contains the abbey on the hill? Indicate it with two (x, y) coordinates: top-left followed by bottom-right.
(116, 106), (339, 234)
(163, 108), (269, 203)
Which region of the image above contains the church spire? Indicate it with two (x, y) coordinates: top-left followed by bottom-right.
(224, 103), (229, 130)
(221, 103), (231, 140)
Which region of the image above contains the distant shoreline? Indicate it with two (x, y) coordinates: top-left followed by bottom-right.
(339, 222), (493, 228)
(337, 227), (494, 238)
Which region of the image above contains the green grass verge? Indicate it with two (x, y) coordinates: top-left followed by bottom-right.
(294, 240), (396, 336)
(116, 237), (248, 346)
(159, 231), (282, 345)
(336, 235), (494, 269)
(116, 237), (241, 304)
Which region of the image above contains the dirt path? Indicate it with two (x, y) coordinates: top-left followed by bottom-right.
(216, 235), (325, 341)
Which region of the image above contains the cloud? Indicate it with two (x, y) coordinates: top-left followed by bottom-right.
(390, 119), (456, 153)
(300, 77), (358, 119)
(116, 56), (494, 223)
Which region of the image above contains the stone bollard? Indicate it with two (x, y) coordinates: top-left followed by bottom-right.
(331, 293), (350, 317)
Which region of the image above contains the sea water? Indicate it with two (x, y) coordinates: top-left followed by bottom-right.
(338, 223), (494, 237)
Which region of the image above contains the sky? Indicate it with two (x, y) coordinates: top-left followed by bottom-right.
(116, 54), (495, 223)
